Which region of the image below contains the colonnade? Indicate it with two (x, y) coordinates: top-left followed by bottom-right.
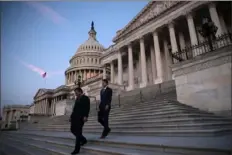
(66, 69), (102, 85)
(34, 95), (65, 115)
(103, 2), (229, 90)
(34, 99), (50, 115)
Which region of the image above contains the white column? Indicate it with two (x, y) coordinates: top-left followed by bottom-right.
(83, 70), (86, 81)
(67, 74), (70, 84)
(150, 45), (157, 84)
(74, 71), (76, 82)
(110, 62), (115, 83)
(208, 2), (223, 36)
(153, 31), (164, 84)
(38, 102), (41, 114)
(44, 100), (47, 114)
(168, 22), (178, 53)
(139, 37), (148, 87)
(54, 102), (56, 116)
(44, 101), (46, 114)
(103, 66), (106, 79)
(219, 14), (227, 34)
(163, 39), (173, 80)
(179, 32), (186, 50)
(42, 100), (45, 114)
(117, 51), (123, 85)
(186, 12), (198, 46)
(128, 43), (134, 90)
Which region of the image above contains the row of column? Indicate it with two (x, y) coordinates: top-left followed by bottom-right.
(34, 99), (49, 115)
(106, 2), (226, 90)
(66, 69), (102, 85)
(73, 57), (99, 66)
(50, 95), (66, 116)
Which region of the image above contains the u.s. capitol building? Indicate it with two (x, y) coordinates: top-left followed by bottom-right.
(23, 1), (231, 121)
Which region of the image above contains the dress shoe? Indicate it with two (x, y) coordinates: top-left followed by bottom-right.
(100, 135), (106, 139)
(71, 150), (79, 154)
(80, 140), (87, 146)
(105, 128), (111, 137)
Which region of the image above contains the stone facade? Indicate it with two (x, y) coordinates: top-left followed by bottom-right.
(30, 1), (231, 117)
(1, 105), (30, 129)
(172, 47), (232, 116)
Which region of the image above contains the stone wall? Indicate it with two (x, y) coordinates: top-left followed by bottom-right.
(55, 99), (75, 116)
(28, 115), (49, 123)
(172, 47), (232, 116)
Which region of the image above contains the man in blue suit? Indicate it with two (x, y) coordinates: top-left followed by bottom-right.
(98, 79), (113, 138)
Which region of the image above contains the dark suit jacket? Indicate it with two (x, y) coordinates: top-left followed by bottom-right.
(100, 87), (112, 109)
(70, 95), (90, 121)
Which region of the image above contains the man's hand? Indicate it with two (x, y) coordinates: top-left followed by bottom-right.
(105, 105), (109, 111)
(83, 117), (88, 122)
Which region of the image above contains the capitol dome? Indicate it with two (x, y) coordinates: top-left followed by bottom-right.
(76, 22), (105, 53)
(65, 22), (105, 86)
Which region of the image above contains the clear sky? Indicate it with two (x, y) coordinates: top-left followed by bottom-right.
(0, 1), (148, 107)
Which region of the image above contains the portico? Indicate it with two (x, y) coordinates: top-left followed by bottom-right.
(101, 1), (231, 91)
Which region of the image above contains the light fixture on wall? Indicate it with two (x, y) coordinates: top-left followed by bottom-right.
(197, 17), (218, 51)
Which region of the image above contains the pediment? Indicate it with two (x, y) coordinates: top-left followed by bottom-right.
(34, 89), (46, 99)
(113, 1), (180, 42)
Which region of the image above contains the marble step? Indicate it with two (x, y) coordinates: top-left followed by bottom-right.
(109, 100), (177, 109)
(36, 122), (232, 132)
(60, 106), (213, 122)
(33, 119), (231, 129)
(86, 128), (232, 136)
(4, 131), (231, 155)
(89, 113), (224, 122)
(2, 136), (94, 155)
(41, 114), (231, 128)
(3, 134), (179, 155)
(104, 104), (212, 116)
(0, 137), (51, 155)
(37, 107), (210, 126)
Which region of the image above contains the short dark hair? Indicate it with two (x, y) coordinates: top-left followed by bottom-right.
(102, 79), (108, 84)
(74, 87), (83, 93)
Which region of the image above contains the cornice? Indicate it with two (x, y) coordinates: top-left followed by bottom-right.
(113, 1), (207, 51)
(113, 1), (154, 42)
(113, 1), (181, 43)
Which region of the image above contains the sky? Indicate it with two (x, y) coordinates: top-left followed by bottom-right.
(0, 1), (148, 107)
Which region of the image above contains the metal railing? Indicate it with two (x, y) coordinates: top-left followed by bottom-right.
(171, 33), (232, 64)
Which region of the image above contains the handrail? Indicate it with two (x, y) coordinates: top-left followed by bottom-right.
(118, 94), (121, 107)
(88, 96), (98, 111)
(171, 33), (232, 63)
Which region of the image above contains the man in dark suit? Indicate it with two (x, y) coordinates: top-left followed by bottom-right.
(98, 79), (113, 139)
(70, 87), (90, 154)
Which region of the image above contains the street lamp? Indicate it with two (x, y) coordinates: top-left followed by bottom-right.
(74, 75), (82, 88)
(167, 43), (172, 54)
(197, 17), (218, 51)
(167, 43), (174, 63)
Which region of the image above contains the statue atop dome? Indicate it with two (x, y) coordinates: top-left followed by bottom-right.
(91, 21), (94, 30)
(89, 21), (97, 40)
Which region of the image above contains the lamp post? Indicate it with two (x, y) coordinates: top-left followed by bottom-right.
(197, 17), (218, 51)
(74, 75), (82, 88)
(167, 43), (172, 54)
(167, 43), (174, 63)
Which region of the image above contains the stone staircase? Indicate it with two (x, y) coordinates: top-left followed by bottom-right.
(22, 91), (232, 137)
(1, 81), (232, 155)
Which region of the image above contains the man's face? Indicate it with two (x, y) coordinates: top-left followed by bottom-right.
(102, 81), (107, 88)
(75, 90), (81, 97)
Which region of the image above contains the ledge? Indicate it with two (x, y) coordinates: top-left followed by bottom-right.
(172, 46), (232, 77)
